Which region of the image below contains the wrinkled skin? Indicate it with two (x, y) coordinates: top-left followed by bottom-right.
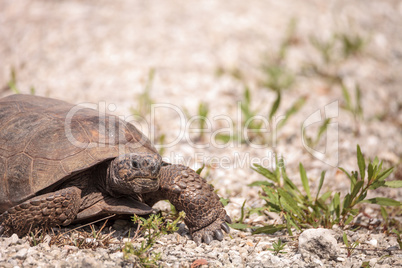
(0, 153), (230, 245)
(142, 163), (232, 244)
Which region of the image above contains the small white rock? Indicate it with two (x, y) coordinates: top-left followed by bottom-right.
(299, 228), (339, 261)
(4, 233), (19, 247)
(110, 251), (123, 260)
(16, 248), (28, 259)
(367, 239), (378, 247)
(85, 238), (96, 244)
(369, 258), (378, 267)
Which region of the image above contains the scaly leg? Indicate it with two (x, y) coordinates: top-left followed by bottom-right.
(0, 187), (81, 236)
(143, 164), (231, 245)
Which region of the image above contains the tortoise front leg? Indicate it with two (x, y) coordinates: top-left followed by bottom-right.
(0, 187), (81, 237)
(143, 164), (231, 245)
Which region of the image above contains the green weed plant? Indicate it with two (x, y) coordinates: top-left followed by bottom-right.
(247, 145), (401, 235)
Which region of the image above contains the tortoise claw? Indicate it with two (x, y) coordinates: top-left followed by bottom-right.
(203, 234), (213, 245)
(0, 225), (4, 236)
(225, 215), (232, 224)
(214, 229), (224, 241)
(221, 222), (230, 233)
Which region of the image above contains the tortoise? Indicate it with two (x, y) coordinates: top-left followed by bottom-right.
(0, 94), (231, 245)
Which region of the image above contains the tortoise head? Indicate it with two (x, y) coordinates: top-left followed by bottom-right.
(107, 153), (162, 195)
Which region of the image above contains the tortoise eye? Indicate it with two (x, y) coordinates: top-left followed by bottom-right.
(132, 161), (140, 169)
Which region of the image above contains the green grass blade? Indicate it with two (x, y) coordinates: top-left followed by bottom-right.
(229, 223), (250, 230)
(299, 163), (311, 200)
(368, 180), (386, 190)
(315, 171), (326, 200)
(278, 188), (302, 217)
(356, 145), (366, 180)
(377, 167), (394, 182)
(367, 163), (374, 182)
(196, 164), (205, 175)
(341, 83), (352, 110)
(343, 232), (349, 247)
(316, 118), (331, 143)
(380, 206), (388, 222)
(342, 193), (351, 213)
(269, 91), (281, 119)
(339, 167), (355, 184)
(244, 86), (251, 105)
(239, 200), (247, 223)
(319, 191), (332, 202)
(282, 167), (301, 193)
(332, 192), (340, 219)
(344, 215), (354, 225)
(252, 224), (287, 234)
(350, 180), (364, 200)
(248, 181), (275, 187)
(220, 197), (229, 207)
(384, 180), (402, 188)
(355, 84), (363, 117)
(277, 96), (306, 129)
(361, 197), (401, 206)
(252, 164), (279, 183)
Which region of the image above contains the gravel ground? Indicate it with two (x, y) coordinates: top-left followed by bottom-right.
(0, 0), (401, 267)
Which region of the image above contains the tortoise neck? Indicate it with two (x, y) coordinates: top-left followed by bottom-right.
(103, 160), (118, 197)
(88, 161), (111, 197)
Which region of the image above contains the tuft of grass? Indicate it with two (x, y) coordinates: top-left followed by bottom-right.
(391, 229), (402, 249)
(337, 32), (367, 59)
(268, 239), (287, 255)
(260, 18), (303, 127)
(8, 67), (20, 94)
(30, 86), (36, 95)
(214, 86), (305, 146)
(215, 86), (262, 144)
(302, 118), (331, 149)
(228, 200), (251, 230)
(249, 145), (401, 235)
(122, 212), (185, 267)
(212, 88), (253, 144)
(343, 232), (360, 257)
(309, 30), (367, 66)
(51, 220), (116, 249)
(304, 31), (368, 134)
(185, 101), (210, 142)
(4, 67), (36, 95)
(197, 102), (209, 140)
(240, 86), (265, 143)
(274, 95), (306, 131)
(340, 82), (363, 135)
(309, 35), (337, 64)
(28, 230), (44, 247)
(262, 65), (294, 94)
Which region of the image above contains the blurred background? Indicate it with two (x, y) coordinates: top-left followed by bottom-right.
(0, 0), (401, 217)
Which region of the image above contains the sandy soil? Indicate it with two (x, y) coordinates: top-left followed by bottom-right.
(0, 0), (401, 266)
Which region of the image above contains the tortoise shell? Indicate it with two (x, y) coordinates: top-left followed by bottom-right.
(0, 94), (157, 212)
